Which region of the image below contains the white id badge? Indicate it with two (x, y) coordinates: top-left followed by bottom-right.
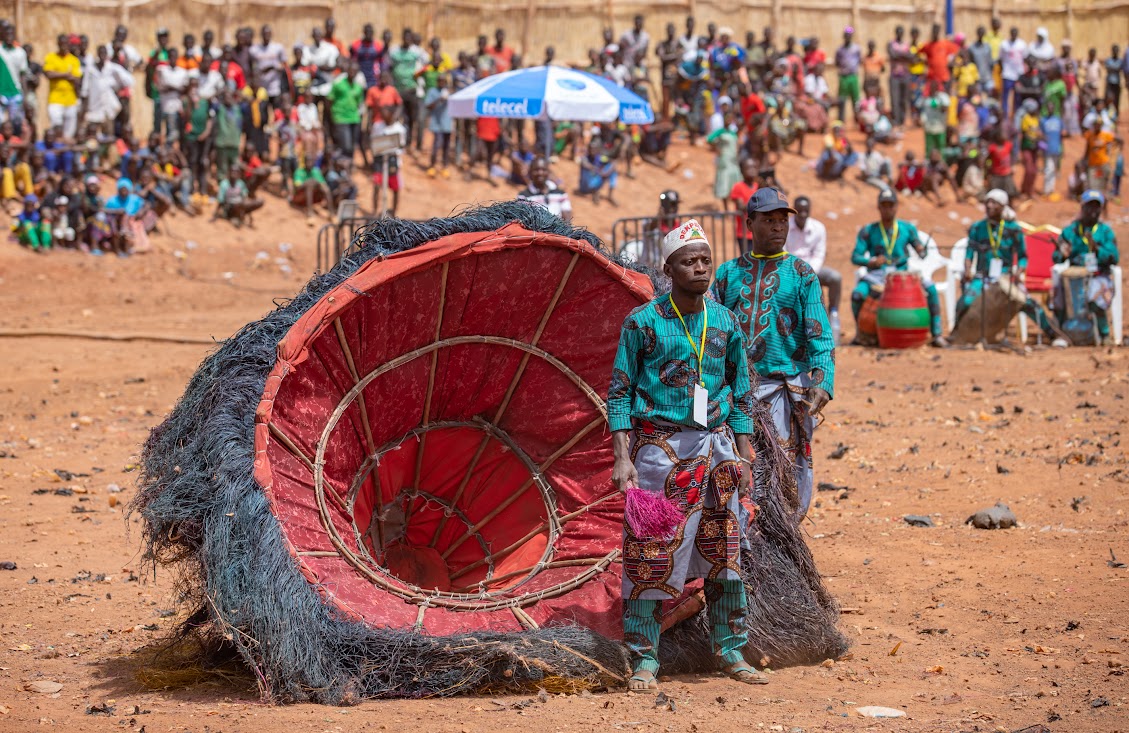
(693, 384), (708, 427)
(1084, 252), (1098, 273)
(988, 257), (1003, 280)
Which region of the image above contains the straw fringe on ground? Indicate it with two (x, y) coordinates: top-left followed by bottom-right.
(129, 201), (846, 704)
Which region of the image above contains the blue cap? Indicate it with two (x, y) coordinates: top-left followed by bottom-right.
(1081, 190), (1105, 205)
(23, 193), (37, 204)
(746, 186), (796, 216)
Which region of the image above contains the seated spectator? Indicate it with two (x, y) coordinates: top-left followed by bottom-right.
(79, 174), (112, 254)
(290, 159), (332, 222)
(136, 166), (172, 219)
(326, 154), (358, 204)
(577, 138), (618, 205)
(856, 136), (893, 191)
(517, 157), (572, 222)
(895, 150), (926, 193)
(0, 141), (33, 208)
(508, 136), (535, 187)
(955, 141), (985, 200)
(154, 147), (196, 215)
(216, 165), (264, 227)
(12, 193), (51, 251)
(803, 62), (832, 108)
(239, 145), (271, 197)
(35, 127), (74, 175)
(638, 119), (675, 170)
(42, 176), (81, 247)
(815, 120), (857, 181)
(101, 177), (151, 256)
(921, 146), (960, 205)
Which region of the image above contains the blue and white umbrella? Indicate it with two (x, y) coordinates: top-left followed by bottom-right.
(449, 65), (654, 125)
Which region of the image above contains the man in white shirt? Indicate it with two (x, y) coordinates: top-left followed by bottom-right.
(303, 27), (341, 97)
(786, 195), (842, 341)
(0, 22), (28, 129)
(517, 157), (573, 222)
(157, 48), (189, 142)
(250, 25), (287, 103)
(81, 45), (132, 131)
(998, 27), (1027, 118)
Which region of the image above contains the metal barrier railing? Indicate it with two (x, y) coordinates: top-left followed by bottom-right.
(316, 216), (384, 273)
(610, 210), (745, 271)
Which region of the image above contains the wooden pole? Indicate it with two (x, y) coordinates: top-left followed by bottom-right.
(771, 0), (781, 39)
(119, 0), (129, 28)
(604, 0), (614, 32)
(1065, 0), (1074, 43)
(426, 0), (441, 42)
(851, 0), (859, 36)
(14, 0), (24, 40)
(522, 0), (535, 58)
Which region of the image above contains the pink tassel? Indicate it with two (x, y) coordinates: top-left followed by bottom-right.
(625, 486), (684, 539)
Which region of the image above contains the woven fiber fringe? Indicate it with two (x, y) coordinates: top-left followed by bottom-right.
(129, 201), (846, 704)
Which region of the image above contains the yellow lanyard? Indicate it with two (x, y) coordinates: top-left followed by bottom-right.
(987, 220), (1005, 255)
(669, 294), (708, 387)
(751, 251), (787, 259)
(1078, 223), (1098, 250)
(878, 221), (899, 259)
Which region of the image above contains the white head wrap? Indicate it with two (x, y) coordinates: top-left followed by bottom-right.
(985, 188), (1009, 206)
(662, 218), (711, 262)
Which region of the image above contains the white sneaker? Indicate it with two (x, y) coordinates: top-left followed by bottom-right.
(829, 311), (841, 345)
(1052, 338), (1069, 348)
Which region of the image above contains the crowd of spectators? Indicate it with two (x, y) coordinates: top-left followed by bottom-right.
(0, 14), (1124, 254)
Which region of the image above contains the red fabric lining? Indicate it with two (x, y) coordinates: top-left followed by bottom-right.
(254, 225), (652, 637)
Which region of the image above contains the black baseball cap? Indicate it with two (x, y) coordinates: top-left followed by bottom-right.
(878, 188), (898, 204)
(746, 187), (796, 216)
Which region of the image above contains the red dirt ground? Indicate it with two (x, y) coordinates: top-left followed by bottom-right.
(0, 126), (1126, 732)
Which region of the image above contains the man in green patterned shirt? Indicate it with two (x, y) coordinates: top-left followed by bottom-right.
(1053, 190), (1121, 345)
(712, 187), (834, 521)
(608, 219), (766, 691)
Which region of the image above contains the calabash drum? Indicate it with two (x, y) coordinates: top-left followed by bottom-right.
(950, 274), (1028, 344)
(856, 286), (882, 346)
(876, 272), (931, 348)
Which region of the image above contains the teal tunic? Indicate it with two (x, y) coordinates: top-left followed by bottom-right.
(1054, 220), (1120, 273)
(965, 218), (1027, 275)
(712, 252), (836, 398)
(608, 296), (754, 434)
(852, 219), (923, 269)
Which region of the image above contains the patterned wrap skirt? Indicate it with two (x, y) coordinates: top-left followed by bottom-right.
(755, 373), (815, 518)
(622, 419), (743, 601)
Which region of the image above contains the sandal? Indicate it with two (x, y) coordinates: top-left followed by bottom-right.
(626, 669), (659, 693)
(723, 661), (770, 685)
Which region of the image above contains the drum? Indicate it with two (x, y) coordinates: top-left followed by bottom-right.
(950, 274), (1028, 345)
(855, 286), (882, 347)
(1058, 266), (1096, 346)
(876, 272), (931, 348)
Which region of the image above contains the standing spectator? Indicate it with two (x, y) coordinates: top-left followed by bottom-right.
(82, 45), (131, 135)
(43, 34), (82, 139)
(423, 73), (452, 177)
(369, 105), (405, 216)
(1018, 98), (1042, 199)
(487, 28), (515, 73)
(1042, 101), (1064, 198)
(968, 27), (995, 92)
(655, 23), (681, 119)
(156, 48), (188, 143)
(251, 25), (287, 107)
(180, 33), (202, 72)
(1029, 28), (1055, 69)
(213, 89), (243, 179)
(1105, 44), (1123, 115)
(324, 17), (348, 58)
(1083, 115), (1117, 193)
(861, 39), (886, 88)
(231, 27), (255, 81)
(1058, 40), (1080, 136)
(296, 90), (321, 166)
(834, 28), (862, 125)
(473, 35), (497, 78)
(620, 15), (650, 77)
(388, 29), (424, 152)
(953, 48), (980, 98)
(1043, 64), (1067, 118)
(786, 195), (841, 341)
(302, 26), (340, 91)
(986, 127), (1017, 197)
(919, 23), (958, 94)
(241, 74), (270, 158)
(144, 29), (171, 131)
(182, 79), (213, 198)
(351, 23), (383, 88)
(804, 36), (826, 71)
(907, 26), (926, 123)
(517, 157), (572, 222)
(803, 62), (831, 108)
(200, 29), (222, 60)
(329, 58), (365, 160)
(887, 26), (912, 127)
(451, 55), (475, 167)
(729, 157), (759, 251)
(274, 93), (299, 194)
(999, 27), (1027, 118)
(918, 87), (949, 159)
(0, 22), (28, 133)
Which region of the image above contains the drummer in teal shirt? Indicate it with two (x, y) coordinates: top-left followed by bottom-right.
(955, 189), (1061, 340)
(850, 189), (947, 347)
(1053, 190), (1121, 344)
